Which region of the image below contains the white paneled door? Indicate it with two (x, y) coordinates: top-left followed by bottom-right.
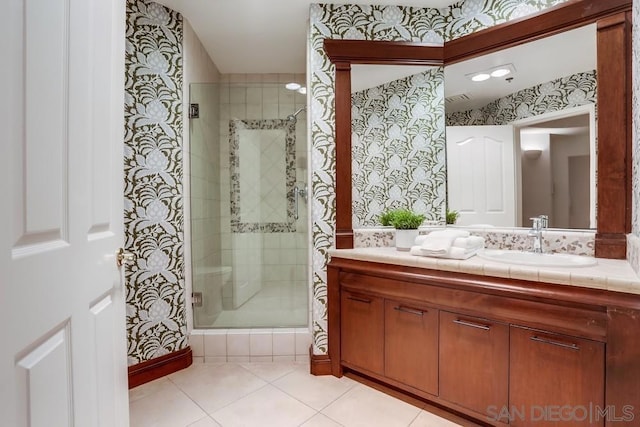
(446, 126), (517, 227)
(0, 0), (129, 426)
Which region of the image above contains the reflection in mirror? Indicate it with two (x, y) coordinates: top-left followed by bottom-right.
(445, 24), (597, 230)
(350, 64), (445, 227)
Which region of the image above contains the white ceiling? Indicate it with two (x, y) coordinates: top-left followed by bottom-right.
(153, 0), (458, 73)
(155, 1), (596, 114)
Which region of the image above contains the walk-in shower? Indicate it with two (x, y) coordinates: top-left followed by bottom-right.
(189, 77), (309, 329)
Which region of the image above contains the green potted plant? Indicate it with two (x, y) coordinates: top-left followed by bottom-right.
(446, 209), (460, 225)
(379, 208), (426, 251)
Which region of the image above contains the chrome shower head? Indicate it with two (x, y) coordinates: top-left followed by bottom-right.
(286, 106), (306, 123)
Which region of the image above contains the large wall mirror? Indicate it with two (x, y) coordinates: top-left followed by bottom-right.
(325, 0), (632, 258)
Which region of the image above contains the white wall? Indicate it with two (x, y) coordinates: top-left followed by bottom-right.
(520, 133), (552, 227)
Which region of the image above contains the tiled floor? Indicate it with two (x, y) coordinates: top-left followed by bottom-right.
(129, 361), (474, 427)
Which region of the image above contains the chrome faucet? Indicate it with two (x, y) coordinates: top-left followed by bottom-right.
(528, 215), (548, 253)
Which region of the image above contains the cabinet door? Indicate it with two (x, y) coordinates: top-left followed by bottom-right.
(439, 311), (509, 418)
(384, 300), (438, 395)
(340, 290), (384, 375)
(509, 326), (605, 427)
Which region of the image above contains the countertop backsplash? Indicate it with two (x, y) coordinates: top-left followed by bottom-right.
(354, 226), (596, 257)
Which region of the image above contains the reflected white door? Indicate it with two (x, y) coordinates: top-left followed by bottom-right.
(446, 126), (516, 227)
(0, 0), (129, 426)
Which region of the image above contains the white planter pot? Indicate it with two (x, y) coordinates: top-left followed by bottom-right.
(395, 229), (419, 251)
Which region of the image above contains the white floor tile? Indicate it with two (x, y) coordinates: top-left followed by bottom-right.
(168, 363), (267, 414)
(129, 379), (206, 427)
(239, 361), (299, 382)
(409, 410), (465, 427)
(129, 377), (171, 403)
(300, 413), (344, 427)
(187, 416), (222, 427)
(211, 384), (316, 427)
(273, 367), (356, 410)
(321, 384), (422, 427)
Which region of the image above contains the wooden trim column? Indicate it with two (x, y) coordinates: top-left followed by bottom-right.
(334, 61), (354, 249)
(595, 12), (632, 258)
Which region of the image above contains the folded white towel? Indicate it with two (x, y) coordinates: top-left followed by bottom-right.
(409, 245), (480, 260)
(414, 234), (484, 250)
(418, 229), (471, 255)
(452, 236), (485, 249)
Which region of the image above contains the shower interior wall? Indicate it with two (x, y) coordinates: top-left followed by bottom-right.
(191, 73), (309, 328)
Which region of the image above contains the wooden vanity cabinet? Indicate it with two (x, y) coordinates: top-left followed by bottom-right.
(439, 311), (509, 420)
(326, 258), (640, 426)
(384, 299), (438, 395)
(340, 289), (384, 375)
(509, 326), (605, 427)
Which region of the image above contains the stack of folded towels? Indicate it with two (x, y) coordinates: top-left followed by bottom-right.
(409, 229), (485, 260)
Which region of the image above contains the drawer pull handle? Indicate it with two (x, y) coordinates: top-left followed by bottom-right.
(347, 295), (371, 304)
(530, 336), (580, 350)
(394, 306), (425, 316)
(453, 319), (491, 331)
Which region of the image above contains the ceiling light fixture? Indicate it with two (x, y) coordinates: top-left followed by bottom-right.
(285, 82), (301, 90)
(471, 73), (491, 82)
(467, 63), (516, 83)
(298, 87), (307, 95)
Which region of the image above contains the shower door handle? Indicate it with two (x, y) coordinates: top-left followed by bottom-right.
(294, 185), (307, 220)
(294, 187), (300, 220)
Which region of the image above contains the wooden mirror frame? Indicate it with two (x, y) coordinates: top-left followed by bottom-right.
(324, 0), (632, 259)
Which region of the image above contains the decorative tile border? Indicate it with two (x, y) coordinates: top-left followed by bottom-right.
(229, 119), (297, 233)
(628, 234), (640, 276)
(124, 0), (186, 365)
(353, 227), (595, 256)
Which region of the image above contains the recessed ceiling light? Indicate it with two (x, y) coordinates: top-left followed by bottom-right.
(285, 82), (301, 90)
(471, 73), (491, 82)
(491, 68), (511, 77)
(298, 87), (307, 95)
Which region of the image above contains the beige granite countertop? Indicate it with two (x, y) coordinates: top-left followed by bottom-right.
(329, 247), (640, 295)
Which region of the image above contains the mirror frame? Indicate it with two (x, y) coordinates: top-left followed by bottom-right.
(324, 0), (632, 258)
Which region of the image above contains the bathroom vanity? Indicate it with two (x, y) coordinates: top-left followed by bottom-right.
(327, 248), (640, 426)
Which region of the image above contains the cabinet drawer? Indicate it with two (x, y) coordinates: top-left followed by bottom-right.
(439, 311), (509, 418)
(509, 326), (605, 427)
(341, 290), (384, 375)
(384, 300), (438, 395)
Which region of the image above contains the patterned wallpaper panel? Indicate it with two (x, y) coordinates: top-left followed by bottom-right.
(309, 0), (568, 355)
(124, 0), (186, 365)
(447, 70), (597, 126)
(352, 69), (445, 227)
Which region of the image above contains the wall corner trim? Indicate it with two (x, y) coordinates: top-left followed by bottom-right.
(128, 347), (193, 389)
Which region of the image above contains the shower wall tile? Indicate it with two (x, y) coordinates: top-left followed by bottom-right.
(124, 0), (186, 365)
(309, 0), (570, 355)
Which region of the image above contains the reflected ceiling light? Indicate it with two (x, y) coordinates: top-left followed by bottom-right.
(523, 149), (543, 160)
(467, 63), (516, 82)
(471, 73), (491, 82)
(285, 82), (301, 90)
(298, 87), (307, 95)
(491, 68), (512, 77)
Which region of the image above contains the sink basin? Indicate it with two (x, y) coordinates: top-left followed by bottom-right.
(477, 249), (597, 268)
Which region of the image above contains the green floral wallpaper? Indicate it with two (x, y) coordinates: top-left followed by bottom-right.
(447, 70), (597, 126)
(124, 0), (185, 365)
(352, 69), (445, 227)
(309, 0), (569, 354)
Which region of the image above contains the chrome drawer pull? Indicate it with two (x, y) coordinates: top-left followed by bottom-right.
(347, 295), (371, 304)
(394, 306), (425, 316)
(530, 335), (580, 350)
(453, 319), (491, 331)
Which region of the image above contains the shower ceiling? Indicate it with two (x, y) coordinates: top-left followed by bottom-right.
(153, 0), (459, 74)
